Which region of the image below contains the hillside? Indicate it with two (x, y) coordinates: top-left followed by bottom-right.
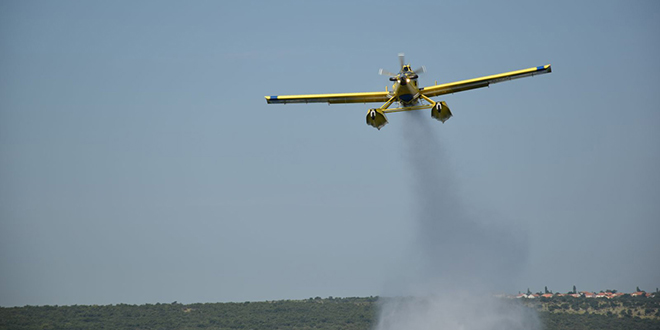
(1, 295), (658, 330)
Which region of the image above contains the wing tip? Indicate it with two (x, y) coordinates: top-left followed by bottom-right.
(537, 64), (552, 73)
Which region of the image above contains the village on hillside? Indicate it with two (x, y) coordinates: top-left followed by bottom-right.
(513, 287), (657, 299)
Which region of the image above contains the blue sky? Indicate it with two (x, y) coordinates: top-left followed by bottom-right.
(1, 0), (659, 306)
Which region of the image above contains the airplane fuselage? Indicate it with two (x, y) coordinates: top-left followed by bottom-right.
(392, 79), (420, 105)
(390, 64), (422, 106)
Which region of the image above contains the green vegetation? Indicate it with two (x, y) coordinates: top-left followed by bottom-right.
(522, 294), (660, 320)
(526, 294), (660, 330)
(0, 297), (376, 330)
(1, 295), (658, 330)
(538, 312), (659, 330)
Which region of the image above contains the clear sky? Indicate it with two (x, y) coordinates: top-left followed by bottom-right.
(1, 0), (659, 307)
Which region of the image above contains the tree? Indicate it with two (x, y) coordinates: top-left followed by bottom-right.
(545, 286), (549, 294)
(573, 285), (576, 294)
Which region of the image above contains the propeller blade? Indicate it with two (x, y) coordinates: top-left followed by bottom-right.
(413, 66), (426, 75)
(379, 68), (396, 77)
(398, 53), (405, 70)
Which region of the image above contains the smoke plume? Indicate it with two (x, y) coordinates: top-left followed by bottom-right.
(374, 111), (539, 330)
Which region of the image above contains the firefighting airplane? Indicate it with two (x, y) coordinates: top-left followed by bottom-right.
(265, 54), (551, 130)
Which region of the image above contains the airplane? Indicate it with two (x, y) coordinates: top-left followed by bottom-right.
(265, 54), (551, 130)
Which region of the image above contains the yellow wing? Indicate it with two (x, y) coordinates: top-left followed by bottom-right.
(265, 91), (390, 104)
(420, 64), (551, 97)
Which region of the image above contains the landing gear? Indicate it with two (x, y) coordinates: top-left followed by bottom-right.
(431, 101), (453, 123)
(366, 109), (388, 130)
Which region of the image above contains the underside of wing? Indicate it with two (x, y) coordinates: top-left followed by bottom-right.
(265, 91), (390, 104)
(420, 64), (551, 98)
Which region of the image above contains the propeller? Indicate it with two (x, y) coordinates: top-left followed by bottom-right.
(378, 53), (426, 86)
(379, 54), (426, 77)
(412, 66), (426, 75)
(378, 68), (397, 77)
(379, 53), (407, 76)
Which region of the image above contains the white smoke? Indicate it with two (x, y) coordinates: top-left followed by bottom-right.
(376, 293), (540, 330)
(374, 111), (539, 330)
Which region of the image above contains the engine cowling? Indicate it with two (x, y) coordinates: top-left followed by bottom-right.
(366, 109), (388, 130)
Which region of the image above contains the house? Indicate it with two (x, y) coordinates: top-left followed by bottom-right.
(581, 292), (595, 298)
(541, 293), (553, 298)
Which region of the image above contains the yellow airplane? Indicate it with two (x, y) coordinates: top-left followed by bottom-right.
(265, 54), (551, 130)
